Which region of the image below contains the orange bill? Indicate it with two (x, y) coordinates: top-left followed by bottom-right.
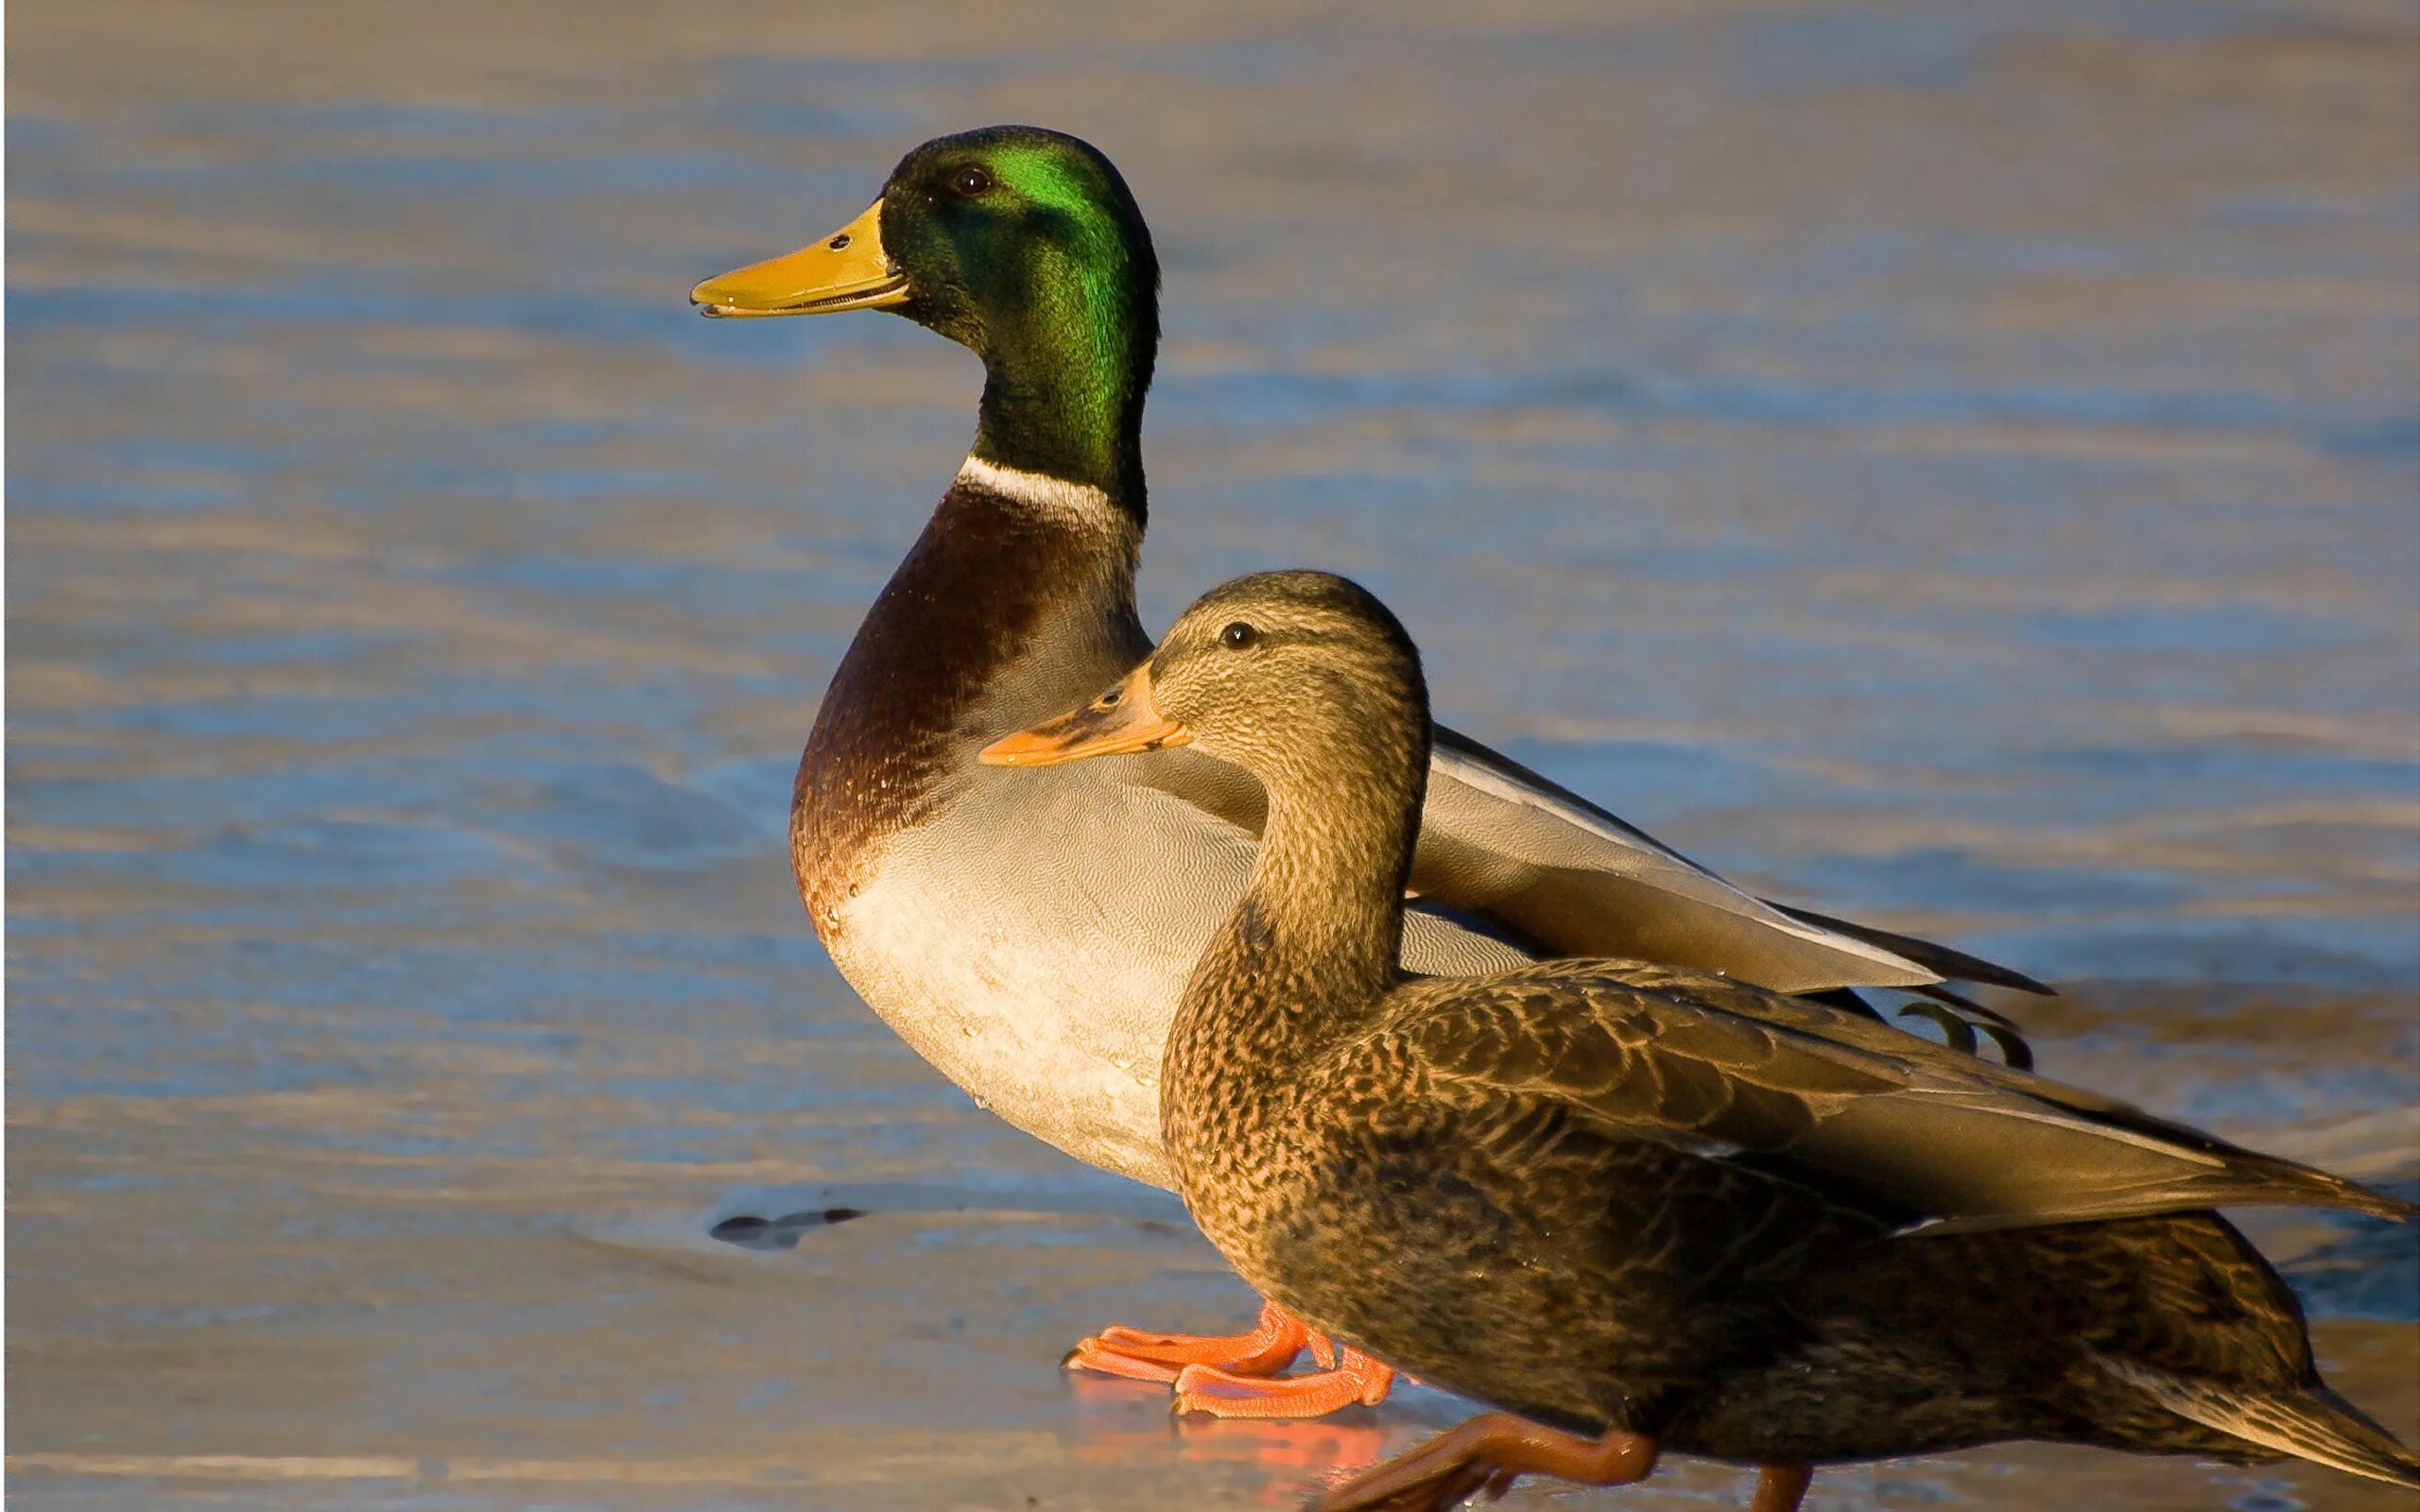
(979, 665), (1192, 765)
(689, 199), (908, 318)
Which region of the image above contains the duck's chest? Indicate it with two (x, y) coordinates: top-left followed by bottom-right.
(1160, 987), (1364, 1288)
(809, 760), (1259, 1189)
(788, 476), (1145, 928)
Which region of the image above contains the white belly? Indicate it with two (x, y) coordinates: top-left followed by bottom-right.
(823, 765), (1248, 1189)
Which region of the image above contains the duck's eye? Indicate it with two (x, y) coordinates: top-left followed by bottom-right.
(1219, 622), (1259, 650)
(951, 165), (994, 198)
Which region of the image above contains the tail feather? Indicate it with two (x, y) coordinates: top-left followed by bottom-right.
(2098, 1355), (2420, 1489)
(1762, 900), (2054, 996)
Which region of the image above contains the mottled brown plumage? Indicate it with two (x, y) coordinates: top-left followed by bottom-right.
(987, 569), (2420, 1509)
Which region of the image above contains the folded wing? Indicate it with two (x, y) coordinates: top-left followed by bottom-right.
(1416, 728), (2047, 997)
(1394, 962), (2412, 1231)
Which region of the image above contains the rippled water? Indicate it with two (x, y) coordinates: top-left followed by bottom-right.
(9, 2), (2418, 1508)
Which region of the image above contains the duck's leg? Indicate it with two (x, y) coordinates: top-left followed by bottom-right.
(1310, 1414), (1658, 1512)
(1171, 1341), (1395, 1418)
(1750, 1465), (1813, 1511)
(1063, 1297), (1311, 1385)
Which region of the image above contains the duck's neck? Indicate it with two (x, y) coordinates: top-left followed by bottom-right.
(970, 291), (1154, 523)
(1168, 715), (1430, 1126)
(1243, 780), (1425, 1003)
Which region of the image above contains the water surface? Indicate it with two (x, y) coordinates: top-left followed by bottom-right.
(9, 2), (2418, 1508)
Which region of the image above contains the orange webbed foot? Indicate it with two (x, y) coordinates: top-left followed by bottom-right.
(1309, 1415), (1658, 1512)
(1063, 1297), (1311, 1386)
(1171, 1339), (1396, 1419)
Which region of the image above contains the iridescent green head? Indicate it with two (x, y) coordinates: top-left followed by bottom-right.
(694, 126), (1161, 510)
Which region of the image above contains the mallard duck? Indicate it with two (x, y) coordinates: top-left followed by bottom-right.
(981, 569), (2420, 1511)
(689, 125), (2048, 1415)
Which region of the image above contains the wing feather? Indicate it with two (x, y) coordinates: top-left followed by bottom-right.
(1131, 723), (2041, 1001)
(1376, 963), (2412, 1230)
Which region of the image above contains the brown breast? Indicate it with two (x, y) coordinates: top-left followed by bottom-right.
(789, 477), (1143, 936)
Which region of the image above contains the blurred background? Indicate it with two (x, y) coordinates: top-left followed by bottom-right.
(8, 1), (2417, 1508)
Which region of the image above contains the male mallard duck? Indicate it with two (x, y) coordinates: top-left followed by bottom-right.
(982, 569), (2420, 1511)
(690, 126), (2047, 1415)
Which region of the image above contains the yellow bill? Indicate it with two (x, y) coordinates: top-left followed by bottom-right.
(689, 199), (909, 318)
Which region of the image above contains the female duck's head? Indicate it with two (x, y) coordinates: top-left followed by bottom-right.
(980, 570), (1432, 808)
(693, 126), (1160, 503)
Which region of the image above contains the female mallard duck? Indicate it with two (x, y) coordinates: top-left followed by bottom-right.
(982, 570), (2420, 1511)
(690, 125), (2048, 1415)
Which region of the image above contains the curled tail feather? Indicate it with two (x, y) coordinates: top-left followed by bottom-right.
(2097, 1354), (2420, 1489)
